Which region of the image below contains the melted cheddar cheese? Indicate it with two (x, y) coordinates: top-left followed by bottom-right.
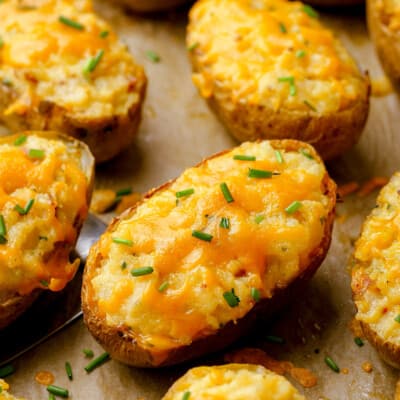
(0, 380), (25, 400)
(162, 364), (306, 400)
(0, 0), (145, 117)
(352, 173), (400, 344)
(187, 0), (367, 113)
(376, 0), (400, 30)
(91, 141), (333, 351)
(0, 133), (89, 294)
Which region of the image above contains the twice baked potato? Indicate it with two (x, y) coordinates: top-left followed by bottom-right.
(161, 364), (307, 400)
(367, 0), (400, 90)
(187, 0), (370, 160)
(115, 0), (190, 12)
(0, 0), (147, 163)
(352, 172), (400, 368)
(0, 131), (94, 329)
(82, 139), (336, 367)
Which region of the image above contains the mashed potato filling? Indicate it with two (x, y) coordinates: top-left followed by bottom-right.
(91, 141), (332, 351)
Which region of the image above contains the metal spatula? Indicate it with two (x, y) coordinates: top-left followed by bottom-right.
(0, 214), (107, 367)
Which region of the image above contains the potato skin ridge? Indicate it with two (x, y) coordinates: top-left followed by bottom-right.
(82, 139), (336, 367)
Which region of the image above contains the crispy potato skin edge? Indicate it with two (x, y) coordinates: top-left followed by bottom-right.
(0, 131), (95, 329)
(367, 0), (400, 91)
(82, 139), (337, 367)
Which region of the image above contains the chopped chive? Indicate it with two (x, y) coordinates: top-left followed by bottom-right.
(146, 50), (160, 63)
(265, 335), (285, 344)
(182, 392), (191, 400)
(285, 201), (302, 214)
(121, 261), (127, 270)
(99, 30), (109, 38)
(14, 135), (27, 146)
(28, 148), (45, 159)
(82, 349), (94, 358)
(251, 287), (261, 302)
(39, 235), (48, 241)
(275, 150), (284, 164)
(300, 148), (314, 160)
(84, 352), (110, 372)
(192, 230), (213, 242)
(394, 314), (400, 323)
(302, 5), (319, 18)
(296, 49), (306, 58)
(0, 215), (6, 236)
(65, 361), (73, 380)
(176, 188), (195, 198)
(187, 42), (199, 51)
(2, 78), (12, 87)
(83, 49), (104, 75)
(220, 182), (234, 203)
(324, 356), (340, 373)
(354, 337), (364, 347)
(131, 266), (154, 277)
(14, 198), (34, 215)
(223, 288), (240, 307)
(59, 16), (84, 30)
(0, 235), (6, 244)
(158, 281), (169, 292)
(233, 154), (256, 161)
(112, 237), (133, 246)
(279, 22), (287, 33)
(278, 76), (296, 96)
(46, 385), (69, 398)
(220, 217), (230, 229)
(248, 168), (273, 179)
(254, 214), (265, 224)
(0, 364), (14, 379)
(116, 187), (132, 196)
(49, 394), (56, 400)
(304, 100), (317, 111)
(0, 37), (3, 49)
(40, 280), (49, 287)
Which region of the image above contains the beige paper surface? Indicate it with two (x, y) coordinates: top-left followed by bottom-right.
(3, 3), (400, 399)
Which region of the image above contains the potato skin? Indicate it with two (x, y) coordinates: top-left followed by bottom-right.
(82, 139), (336, 367)
(367, 0), (400, 90)
(304, 0), (363, 6)
(0, 131), (95, 329)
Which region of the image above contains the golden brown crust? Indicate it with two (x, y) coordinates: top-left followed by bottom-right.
(367, 0), (400, 91)
(82, 139), (336, 367)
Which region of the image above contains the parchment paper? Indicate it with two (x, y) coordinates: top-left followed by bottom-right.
(3, 3), (400, 399)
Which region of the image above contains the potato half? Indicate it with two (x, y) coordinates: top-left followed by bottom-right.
(0, 131), (94, 329)
(352, 173), (400, 368)
(187, 0), (370, 160)
(0, 0), (147, 163)
(161, 364), (307, 400)
(82, 140), (336, 367)
(367, 0), (400, 90)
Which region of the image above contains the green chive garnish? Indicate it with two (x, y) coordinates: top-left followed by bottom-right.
(394, 314), (400, 323)
(300, 148), (314, 160)
(324, 356), (340, 373)
(0, 235), (6, 244)
(265, 335), (285, 344)
(304, 100), (317, 111)
(233, 154), (256, 161)
(251, 287), (261, 302)
(0, 37), (3, 49)
(279, 22), (287, 33)
(116, 187), (132, 196)
(220, 217), (230, 229)
(39, 235), (48, 241)
(354, 337), (364, 347)
(40, 280), (49, 287)
(182, 392), (191, 400)
(248, 168), (273, 179)
(254, 214), (264, 224)
(99, 30), (109, 38)
(176, 188), (195, 198)
(158, 281), (169, 292)
(14, 199), (34, 215)
(0, 215), (6, 236)
(131, 267), (154, 277)
(49, 394), (56, 400)
(223, 288), (240, 307)
(0, 364), (14, 379)
(83, 349), (94, 358)
(220, 182), (234, 203)
(59, 16), (84, 30)
(285, 201), (302, 214)
(28, 148), (45, 159)
(112, 237), (133, 246)
(83, 49), (104, 75)
(302, 5), (319, 18)
(84, 352), (110, 372)
(278, 76), (296, 96)
(192, 230), (213, 242)
(46, 385), (69, 398)
(296, 49), (306, 58)
(2, 78), (12, 87)
(187, 42), (199, 51)
(14, 135), (27, 146)
(65, 361), (73, 380)
(275, 150), (284, 164)
(146, 50), (160, 63)
(121, 261), (127, 270)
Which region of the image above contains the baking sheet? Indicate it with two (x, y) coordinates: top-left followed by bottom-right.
(3, 3), (400, 399)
